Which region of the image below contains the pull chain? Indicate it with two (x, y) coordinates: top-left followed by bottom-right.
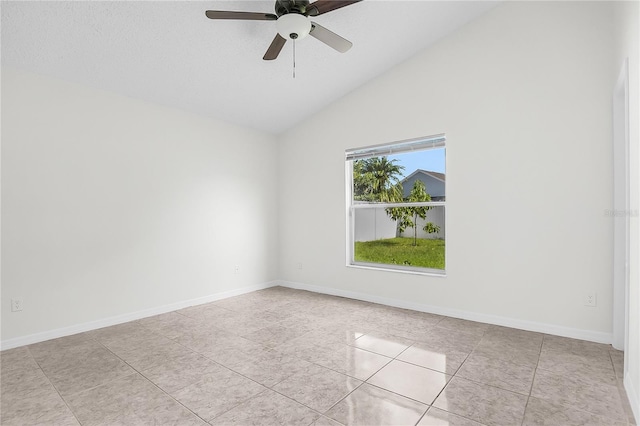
(292, 38), (296, 79)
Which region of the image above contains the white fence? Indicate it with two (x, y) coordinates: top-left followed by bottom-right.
(354, 207), (398, 241)
(354, 206), (445, 242)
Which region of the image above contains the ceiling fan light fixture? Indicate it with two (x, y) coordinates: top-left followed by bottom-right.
(276, 13), (311, 40)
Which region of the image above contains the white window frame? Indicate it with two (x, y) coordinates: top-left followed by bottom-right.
(345, 134), (446, 276)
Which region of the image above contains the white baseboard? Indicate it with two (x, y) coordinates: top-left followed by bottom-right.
(0, 281), (278, 351)
(2, 279), (615, 349)
(625, 374), (640, 425)
(278, 280), (613, 344)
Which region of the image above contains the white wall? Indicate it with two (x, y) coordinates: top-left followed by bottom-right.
(1, 68), (278, 344)
(278, 2), (616, 340)
(613, 1), (640, 421)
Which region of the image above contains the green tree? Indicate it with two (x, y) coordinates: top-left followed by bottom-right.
(353, 157), (404, 202)
(386, 180), (440, 246)
(353, 160), (373, 200)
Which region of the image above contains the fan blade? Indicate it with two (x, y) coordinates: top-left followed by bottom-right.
(263, 34), (287, 60)
(309, 22), (352, 53)
(205, 10), (277, 21)
(306, 0), (362, 17)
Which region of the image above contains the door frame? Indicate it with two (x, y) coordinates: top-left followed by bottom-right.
(612, 58), (630, 360)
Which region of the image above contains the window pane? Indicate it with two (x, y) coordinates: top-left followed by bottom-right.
(389, 148), (446, 202)
(352, 148), (445, 204)
(353, 205), (445, 270)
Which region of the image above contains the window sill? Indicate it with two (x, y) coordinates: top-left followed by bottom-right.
(347, 262), (447, 277)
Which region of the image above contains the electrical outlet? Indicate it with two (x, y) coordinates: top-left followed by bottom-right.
(584, 292), (597, 307)
(11, 298), (24, 312)
(234, 265), (240, 274)
(297, 262), (303, 270)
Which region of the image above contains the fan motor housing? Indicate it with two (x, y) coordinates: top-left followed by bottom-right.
(275, 0), (310, 17)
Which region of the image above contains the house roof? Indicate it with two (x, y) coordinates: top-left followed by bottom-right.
(402, 169), (446, 183)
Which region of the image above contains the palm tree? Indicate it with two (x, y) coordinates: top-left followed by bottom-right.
(353, 157), (404, 202)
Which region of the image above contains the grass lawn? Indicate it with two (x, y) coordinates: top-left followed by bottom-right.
(354, 237), (445, 270)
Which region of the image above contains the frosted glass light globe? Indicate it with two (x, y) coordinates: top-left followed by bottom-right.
(276, 13), (311, 40)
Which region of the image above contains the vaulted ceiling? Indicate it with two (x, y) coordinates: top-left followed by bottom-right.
(2, 1), (498, 134)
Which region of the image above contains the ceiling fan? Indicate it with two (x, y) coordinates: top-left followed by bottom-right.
(205, 0), (362, 60)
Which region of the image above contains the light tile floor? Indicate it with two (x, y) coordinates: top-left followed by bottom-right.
(1, 286), (635, 426)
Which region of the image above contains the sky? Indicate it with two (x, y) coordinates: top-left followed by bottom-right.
(388, 148), (446, 178)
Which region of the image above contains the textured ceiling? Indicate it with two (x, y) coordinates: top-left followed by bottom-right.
(1, 1), (498, 134)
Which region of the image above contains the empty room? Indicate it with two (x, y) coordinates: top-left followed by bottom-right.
(1, 1), (639, 425)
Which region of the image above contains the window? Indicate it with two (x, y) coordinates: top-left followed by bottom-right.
(346, 134), (446, 274)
